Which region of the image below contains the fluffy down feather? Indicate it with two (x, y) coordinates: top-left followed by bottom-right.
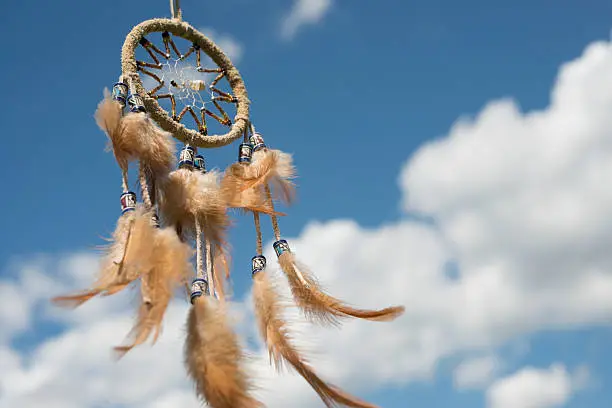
(221, 166), (286, 215)
(160, 169), (230, 250)
(119, 112), (176, 177)
(229, 149), (296, 205)
(95, 89), (130, 171)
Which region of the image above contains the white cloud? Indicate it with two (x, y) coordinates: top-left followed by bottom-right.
(453, 355), (500, 390)
(281, 0), (333, 40)
(3, 38), (612, 407)
(399, 40), (612, 342)
(199, 27), (244, 63)
(486, 364), (588, 408)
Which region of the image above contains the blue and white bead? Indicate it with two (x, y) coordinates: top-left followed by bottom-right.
(238, 143), (253, 163)
(273, 239), (291, 257)
(179, 146), (196, 169)
(120, 191), (137, 214)
(112, 82), (129, 108)
(251, 255), (266, 276)
(127, 93), (146, 113)
(194, 155), (206, 173)
(190, 278), (209, 304)
(250, 133), (266, 152)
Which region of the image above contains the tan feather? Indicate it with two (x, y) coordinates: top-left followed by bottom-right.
(253, 271), (379, 408)
(160, 169), (230, 251)
(278, 252), (405, 326)
(114, 227), (193, 357)
(142, 121), (176, 177)
(212, 245), (231, 302)
(235, 149), (296, 205)
(185, 295), (263, 408)
(51, 206), (155, 308)
(119, 112), (176, 177)
(221, 166), (286, 216)
(95, 89), (130, 171)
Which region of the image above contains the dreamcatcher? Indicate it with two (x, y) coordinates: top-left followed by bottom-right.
(52, 2), (405, 407)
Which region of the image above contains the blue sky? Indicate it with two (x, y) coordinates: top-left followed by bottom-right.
(2, 0), (612, 407)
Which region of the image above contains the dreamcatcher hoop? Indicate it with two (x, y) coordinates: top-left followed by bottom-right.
(121, 18), (250, 148)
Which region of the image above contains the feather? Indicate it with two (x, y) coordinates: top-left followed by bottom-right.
(278, 252), (405, 326)
(160, 169), (230, 251)
(114, 227), (193, 357)
(232, 149), (296, 205)
(142, 120), (176, 177)
(95, 89), (130, 171)
(119, 112), (176, 177)
(212, 245), (231, 302)
(185, 295), (263, 408)
(253, 271), (379, 408)
(221, 166), (286, 216)
(51, 206), (155, 307)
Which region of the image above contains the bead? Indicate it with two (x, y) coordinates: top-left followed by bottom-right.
(190, 278), (208, 304)
(194, 155), (206, 173)
(273, 239), (291, 257)
(179, 146), (196, 169)
(250, 133), (266, 152)
(112, 82), (129, 108)
(189, 80), (206, 91)
(238, 143), (253, 163)
(120, 192), (137, 214)
(251, 255), (266, 275)
(127, 93), (146, 113)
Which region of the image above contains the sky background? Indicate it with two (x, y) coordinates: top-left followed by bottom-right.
(1, 0), (612, 407)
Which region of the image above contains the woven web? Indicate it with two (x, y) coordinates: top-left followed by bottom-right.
(136, 31), (237, 136)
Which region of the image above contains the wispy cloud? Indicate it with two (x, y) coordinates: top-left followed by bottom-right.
(486, 364), (590, 408)
(453, 355), (501, 390)
(280, 0), (333, 41)
(199, 27), (244, 63)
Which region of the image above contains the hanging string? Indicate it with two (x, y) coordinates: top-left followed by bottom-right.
(205, 236), (216, 297)
(248, 121), (281, 240)
(195, 219), (205, 280)
(170, 0), (182, 20)
(265, 185), (281, 241)
(243, 119), (250, 143)
(139, 164), (153, 209)
(121, 170), (129, 193)
(253, 212), (263, 255)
